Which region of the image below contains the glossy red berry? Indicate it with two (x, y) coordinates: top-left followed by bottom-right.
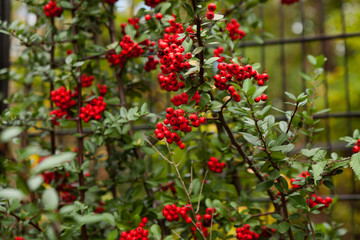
(208, 3), (216, 12)
(155, 13), (163, 20)
(206, 11), (214, 20)
(145, 14), (151, 21)
(185, 52), (192, 59)
(260, 94), (267, 101)
(254, 96), (261, 102)
(352, 145), (360, 153)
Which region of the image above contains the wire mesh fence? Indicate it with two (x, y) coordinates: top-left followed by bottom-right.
(1, 0), (360, 239)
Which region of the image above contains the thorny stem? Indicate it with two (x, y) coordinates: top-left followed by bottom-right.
(70, 1), (87, 239)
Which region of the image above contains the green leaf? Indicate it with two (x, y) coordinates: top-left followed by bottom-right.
(42, 188), (59, 210)
(1, 126), (22, 142)
(213, 14), (224, 21)
(307, 55), (317, 66)
(192, 47), (203, 55)
(27, 175), (44, 191)
(312, 161), (327, 184)
(253, 86), (268, 99)
(107, 229), (118, 240)
(241, 132), (261, 146)
(278, 221), (290, 234)
(289, 195), (307, 209)
(0, 188), (26, 200)
(59, 1), (73, 9)
(285, 92), (296, 100)
(242, 79), (251, 93)
(204, 57), (219, 65)
(160, 2), (172, 14)
(271, 213), (283, 220)
(255, 180), (274, 192)
(300, 148), (321, 157)
(150, 224), (162, 240)
(279, 121), (288, 133)
(199, 93), (210, 108)
(350, 153), (360, 180)
(31, 152), (76, 174)
(210, 100), (222, 112)
(270, 144), (294, 153)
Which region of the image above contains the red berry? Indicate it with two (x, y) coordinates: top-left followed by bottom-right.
(260, 94), (267, 101)
(155, 13), (163, 20)
(145, 14), (151, 21)
(185, 52), (192, 59)
(206, 11), (214, 20)
(357, 139), (360, 146)
(352, 145), (360, 153)
(208, 3), (216, 12)
(254, 96), (261, 102)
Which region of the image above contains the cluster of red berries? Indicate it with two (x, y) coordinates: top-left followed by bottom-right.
(213, 46), (225, 62)
(105, 35), (144, 68)
(79, 96), (106, 122)
(207, 157), (226, 173)
(44, 1), (62, 18)
(81, 74), (95, 88)
(154, 108), (206, 149)
(290, 171), (310, 189)
(119, 217), (149, 240)
(170, 91), (201, 106)
(50, 87), (77, 125)
(51, 87), (77, 110)
(97, 84), (107, 96)
(105, 0), (118, 4)
(157, 16), (192, 92)
(14, 237), (24, 240)
(307, 194), (333, 210)
(260, 226), (276, 238)
(281, 0), (299, 4)
(162, 203), (191, 222)
(206, 3), (217, 20)
(162, 203), (215, 238)
(50, 109), (70, 125)
(236, 224), (260, 240)
(351, 139), (360, 153)
(144, 56), (159, 72)
(226, 19), (246, 40)
(121, 17), (140, 34)
(254, 94), (267, 103)
(160, 181), (176, 194)
(144, 0), (166, 8)
(94, 201), (105, 214)
(213, 62), (269, 102)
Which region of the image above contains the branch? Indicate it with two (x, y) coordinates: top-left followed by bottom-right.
(286, 102), (299, 134)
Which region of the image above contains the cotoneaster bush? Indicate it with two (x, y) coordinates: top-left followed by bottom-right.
(0, 0), (359, 240)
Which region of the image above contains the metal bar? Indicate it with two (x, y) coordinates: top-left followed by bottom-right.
(251, 194), (360, 202)
(279, 3), (287, 111)
(319, 0), (331, 153)
(275, 111), (360, 121)
(239, 32), (360, 47)
(0, 0), (10, 113)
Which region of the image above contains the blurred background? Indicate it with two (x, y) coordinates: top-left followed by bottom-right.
(1, 0), (360, 239)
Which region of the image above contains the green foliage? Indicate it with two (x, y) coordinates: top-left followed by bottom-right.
(0, 0), (358, 239)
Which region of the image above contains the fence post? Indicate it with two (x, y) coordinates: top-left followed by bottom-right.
(0, 0), (10, 113)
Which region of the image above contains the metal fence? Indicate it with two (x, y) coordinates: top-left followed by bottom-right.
(1, 0), (360, 239)
(241, 1), (360, 239)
